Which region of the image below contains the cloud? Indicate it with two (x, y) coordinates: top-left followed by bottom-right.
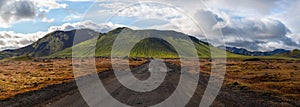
(199, 0), (300, 50)
(95, 2), (202, 36)
(204, 0), (284, 16)
(63, 14), (83, 22)
(63, 0), (93, 2)
(0, 0), (67, 28)
(0, 0), (36, 28)
(116, 3), (182, 19)
(31, 0), (67, 12)
(203, 10), (299, 51)
(48, 21), (129, 33)
(271, 1), (300, 42)
(0, 31), (47, 50)
(41, 18), (55, 23)
(220, 18), (291, 39)
(99, 2), (128, 10)
(147, 16), (202, 37)
(92, 1), (186, 23)
(222, 18), (297, 51)
(39, 11), (55, 23)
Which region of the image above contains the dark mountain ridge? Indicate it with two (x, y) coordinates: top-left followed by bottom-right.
(219, 46), (290, 56)
(0, 29), (99, 59)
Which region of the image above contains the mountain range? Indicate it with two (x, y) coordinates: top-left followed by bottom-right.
(218, 46), (291, 56)
(0, 27), (298, 60)
(49, 27), (240, 58)
(0, 29), (99, 59)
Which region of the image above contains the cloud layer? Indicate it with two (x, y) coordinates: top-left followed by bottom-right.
(48, 21), (127, 33)
(189, 9), (298, 51)
(0, 31), (46, 50)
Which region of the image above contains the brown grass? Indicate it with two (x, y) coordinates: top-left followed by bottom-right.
(2, 58), (300, 102)
(0, 58), (147, 100)
(166, 59), (300, 102)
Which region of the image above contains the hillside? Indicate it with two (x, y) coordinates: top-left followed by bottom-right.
(0, 29), (99, 59)
(50, 27), (244, 58)
(278, 49), (300, 59)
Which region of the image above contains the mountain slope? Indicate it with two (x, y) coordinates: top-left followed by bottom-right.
(129, 37), (178, 58)
(0, 29), (99, 59)
(278, 49), (300, 59)
(51, 28), (243, 58)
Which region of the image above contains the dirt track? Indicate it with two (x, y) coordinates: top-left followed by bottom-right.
(1, 61), (299, 107)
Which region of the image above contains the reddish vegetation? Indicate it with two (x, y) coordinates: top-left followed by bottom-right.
(0, 58), (147, 100)
(166, 59), (300, 102)
(1, 58), (300, 104)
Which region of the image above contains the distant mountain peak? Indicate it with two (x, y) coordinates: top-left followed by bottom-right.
(219, 46), (290, 56)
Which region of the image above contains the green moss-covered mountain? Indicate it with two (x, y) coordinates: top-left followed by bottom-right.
(0, 29), (99, 59)
(50, 27), (244, 58)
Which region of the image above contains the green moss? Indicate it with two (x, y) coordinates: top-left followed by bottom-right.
(3, 55), (32, 61)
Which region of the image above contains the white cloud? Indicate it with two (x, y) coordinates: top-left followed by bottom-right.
(0, 0), (67, 28)
(199, 0), (300, 51)
(99, 2), (128, 10)
(30, 0), (67, 12)
(93, 1), (191, 23)
(147, 16), (202, 37)
(208, 11), (298, 51)
(63, 14), (83, 22)
(41, 18), (55, 23)
(0, 31), (47, 50)
(48, 20), (128, 33)
(257, 41), (295, 51)
(64, 0), (93, 2)
(116, 3), (182, 19)
(95, 2), (201, 35)
(272, 1), (300, 42)
(204, 0), (284, 16)
(97, 2), (132, 16)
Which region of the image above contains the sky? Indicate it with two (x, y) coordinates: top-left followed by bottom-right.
(0, 0), (299, 51)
